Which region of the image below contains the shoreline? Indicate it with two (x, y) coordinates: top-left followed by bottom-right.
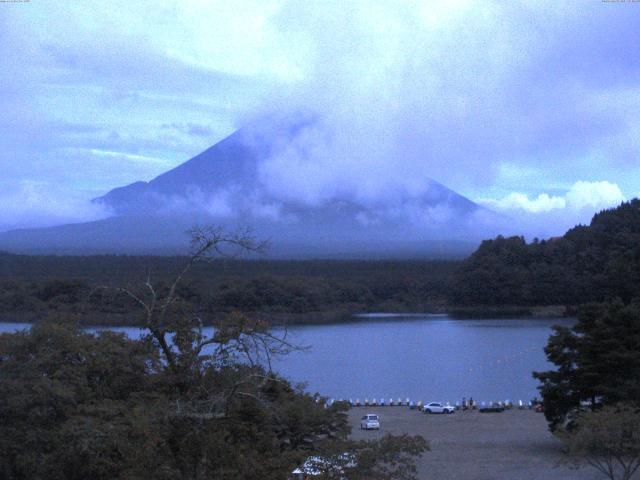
(0, 305), (575, 328)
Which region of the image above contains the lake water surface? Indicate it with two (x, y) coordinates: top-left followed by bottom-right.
(0, 315), (572, 405)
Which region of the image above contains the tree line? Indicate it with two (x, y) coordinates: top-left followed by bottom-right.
(451, 199), (640, 306)
(520, 201), (640, 480)
(0, 255), (457, 325)
(3, 200), (640, 324)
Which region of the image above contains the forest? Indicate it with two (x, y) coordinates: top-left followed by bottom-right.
(451, 199), (640, 307)
(0, 254), (457, 325)
(2, 200), (640, 325)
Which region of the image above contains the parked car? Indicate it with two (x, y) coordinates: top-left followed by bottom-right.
(479, 405), (505, 413)
(360, 413), (380, 430)
(289, 453), (356, 479)
(424, 402), (455, 414)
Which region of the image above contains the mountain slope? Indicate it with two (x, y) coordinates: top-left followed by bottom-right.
(0, 117), (505, 256)
(94, 117), (314, 214)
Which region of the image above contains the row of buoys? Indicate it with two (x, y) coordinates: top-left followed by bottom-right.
(347, 398), (414, 407)
(457, 399), (538, 410)
(457, 399), (539, 410)
(345, 398), (430, 408)
(328, 398), (541, 410)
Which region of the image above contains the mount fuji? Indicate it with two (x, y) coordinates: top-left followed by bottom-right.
(0, 116), (505, 257)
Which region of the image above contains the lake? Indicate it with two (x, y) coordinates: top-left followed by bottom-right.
(0, 315), (572, 405)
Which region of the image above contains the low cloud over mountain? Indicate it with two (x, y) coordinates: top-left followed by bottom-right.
(0, 115), (507, 257)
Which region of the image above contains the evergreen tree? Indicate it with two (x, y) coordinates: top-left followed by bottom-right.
(452, 199), (640, 306)
(534, 299), (640, 431)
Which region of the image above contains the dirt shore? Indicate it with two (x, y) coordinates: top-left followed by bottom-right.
(348, 407), (601, 480)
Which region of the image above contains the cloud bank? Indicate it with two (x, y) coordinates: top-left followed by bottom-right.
(0, 181), (112, 232)
(0, 1), (639, 237)
(482, 181), (625, 213)
(480, 181), (626, 236)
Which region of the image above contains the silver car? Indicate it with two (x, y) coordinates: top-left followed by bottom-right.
(360, 413), (380, 429)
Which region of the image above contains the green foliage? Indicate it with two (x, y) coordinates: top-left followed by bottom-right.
(0, 257), (457, 324)
(0, 321), (426, 479)
(0, 228), (427, 479)
(560, 404), (640, 480)
(309, 434), (429, 480)
(0, 321), (163, 480)
(346, 434), (429, 480)
(452, 199), (640, 306)
(533, 300), (640, 431)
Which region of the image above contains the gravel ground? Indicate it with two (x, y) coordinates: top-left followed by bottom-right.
(348, 407), (603, 480)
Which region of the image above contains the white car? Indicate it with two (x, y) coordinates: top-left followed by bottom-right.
(360, 413), (380, 430)
(289, 453), (356, 479)
(423, 402), (455, 414)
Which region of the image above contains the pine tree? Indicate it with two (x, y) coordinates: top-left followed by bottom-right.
(534, 299), (640, 431)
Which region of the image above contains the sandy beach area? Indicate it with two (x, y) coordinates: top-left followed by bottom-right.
(348, 407), (602, 480)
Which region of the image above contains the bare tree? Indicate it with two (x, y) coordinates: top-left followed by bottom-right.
(90, 226), (314, 422)
(95, 228), (296, 365)
(561, 404), (640, 480)
(103, 227), (266, 369)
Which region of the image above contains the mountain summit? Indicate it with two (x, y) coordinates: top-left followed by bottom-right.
(0, 116), (504, 256)
(94, 116), (315, 215)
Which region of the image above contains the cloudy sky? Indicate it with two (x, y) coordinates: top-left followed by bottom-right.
(1, 0), (639, 234)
